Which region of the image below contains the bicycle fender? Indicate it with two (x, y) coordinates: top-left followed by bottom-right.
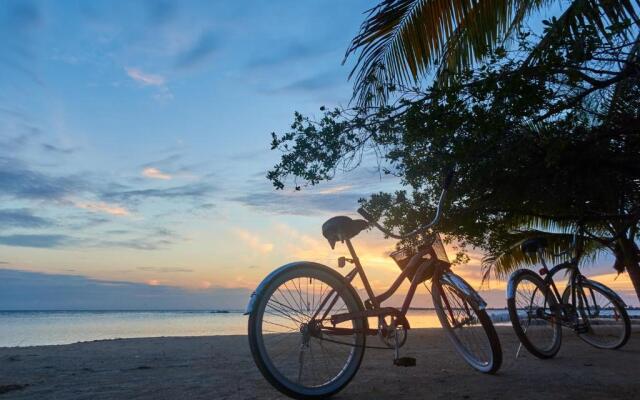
(244, 261), (362, 315)
(441, 271), (487, 310)
(506, 269), (540, 300)
(582, 278), (627, 307)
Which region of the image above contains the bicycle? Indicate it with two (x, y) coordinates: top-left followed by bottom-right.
(246, 178), (502, 399)
(506, 228), (631, 359)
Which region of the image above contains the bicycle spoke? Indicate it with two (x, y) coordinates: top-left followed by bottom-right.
(257, 270), (361, 390)
(512, 274), (559, 355)
(575, 282), (628, 348)
(437, 283), (493, 368)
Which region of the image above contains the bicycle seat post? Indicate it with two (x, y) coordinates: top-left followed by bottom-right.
(344, 239), (379, 309)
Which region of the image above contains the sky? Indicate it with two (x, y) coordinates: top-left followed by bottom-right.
(1, 0), (637, 310)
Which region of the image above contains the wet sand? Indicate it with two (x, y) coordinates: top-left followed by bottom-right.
(1, 327), (638, 399)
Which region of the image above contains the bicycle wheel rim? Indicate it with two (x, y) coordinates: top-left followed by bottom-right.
(433, 280), (497, 372)
(250, 267), (365, 397)
(510, 273), (561, 356)
(575, 282), (630, 349)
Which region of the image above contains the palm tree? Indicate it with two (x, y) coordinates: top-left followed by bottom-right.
(345, 0), (640, 106)
(345, 0), (640, 301)
(482, 215), (640, 301)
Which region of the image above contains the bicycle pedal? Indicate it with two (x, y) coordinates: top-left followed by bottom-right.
(393, 357), (416, 367)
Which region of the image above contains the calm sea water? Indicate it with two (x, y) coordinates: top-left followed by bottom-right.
(0, 309), (460, 347)
(1, 309), (636, 347)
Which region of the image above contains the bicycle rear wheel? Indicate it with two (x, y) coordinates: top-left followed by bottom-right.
(564, 280), (631, 349)
(507, 269), (562, 359)
(248, 264), (366, 399)
(432, 274), (502, 373)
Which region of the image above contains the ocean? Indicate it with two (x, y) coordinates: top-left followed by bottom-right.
(0, 309), (468, 347)
(1, 309), (636, 347)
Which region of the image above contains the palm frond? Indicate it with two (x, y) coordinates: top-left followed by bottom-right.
(346, 0), (525, 106)
(608, 32), (640, 118)
(482, 229), (611, 281)
(437, 0), (552, 80)
(347, 0), (640, 105)
(526, 0), (640, 64)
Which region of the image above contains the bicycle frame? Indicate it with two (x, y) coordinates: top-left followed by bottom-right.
(311, 238), (485, 336)
(535, 259), (626, 326)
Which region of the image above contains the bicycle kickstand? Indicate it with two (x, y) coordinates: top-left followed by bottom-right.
(393, 327), (416, 367)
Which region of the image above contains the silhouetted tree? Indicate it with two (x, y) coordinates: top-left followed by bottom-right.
(269, 25), (640, 300)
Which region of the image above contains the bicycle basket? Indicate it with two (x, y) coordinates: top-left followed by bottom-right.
(389, 234), (451, 283)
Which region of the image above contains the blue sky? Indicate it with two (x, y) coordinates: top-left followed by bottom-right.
(0, 0), (406, 309)
(1, 1), (637, 309)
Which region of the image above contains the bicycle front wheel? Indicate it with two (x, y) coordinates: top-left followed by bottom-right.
(432, 274), (502, 374)
(248, 263), (366, 399)
(507, 269), (562, 359)
(563, 280), (631, 350)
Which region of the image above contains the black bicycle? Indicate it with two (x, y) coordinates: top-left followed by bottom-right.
(506, 229), (631, 359)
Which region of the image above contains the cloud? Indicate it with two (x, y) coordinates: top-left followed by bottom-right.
(91, 227), (179, 251)
(0, 208), (51, 228)
(73, 200), (130, 216)
(175, 31), (217, 69)
(0, 269), (253, 311)
(246, 43), (318, 70)
(0, 122), (41, 152)
(102, 182), (216, 204)
(137, 267), (194, 273)
(266, 71), (345, 96)
(0, 234), (73, 248)
(0, 222), (176, 251)
(233, 190), (364, 215)
(41, 143), (76, 154)
(318, 185), (353, 195)
(141, 154), (182, 169)
(233, 228), (274, 254)
(125, 67), (166, 86)
(0, 156), (85, 201)
(3, 2), (43, 32)
(142, 167), (172, 180)
(146, 0), (178, 26)
(96, 237), (173, 251)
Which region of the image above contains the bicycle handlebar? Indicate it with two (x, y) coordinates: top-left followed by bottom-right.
(357, 185), (448, 240)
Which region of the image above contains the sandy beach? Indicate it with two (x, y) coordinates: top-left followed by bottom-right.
(1, 327), (638, 399)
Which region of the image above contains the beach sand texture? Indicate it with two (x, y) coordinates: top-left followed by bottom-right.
(1, 327), (638, 399)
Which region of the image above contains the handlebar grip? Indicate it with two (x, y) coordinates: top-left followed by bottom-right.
(357, 207), (375, 223)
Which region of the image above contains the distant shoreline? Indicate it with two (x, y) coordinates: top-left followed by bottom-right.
(3, 306), (639, 312)
(0, 309), (246, 313)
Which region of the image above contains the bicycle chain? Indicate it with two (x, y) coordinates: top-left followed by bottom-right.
(313, 335), (394, 350)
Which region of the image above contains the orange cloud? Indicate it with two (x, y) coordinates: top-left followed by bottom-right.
(125, 67), (165, 86)
(142, 167), (172, 180)
(318, 185), (353, 195)
(233, 228), (274, 254)
(74, 201), (129, 216)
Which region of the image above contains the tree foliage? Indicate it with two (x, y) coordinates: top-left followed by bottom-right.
(270, 24), (640, 287)
(345, 0), (640, 105)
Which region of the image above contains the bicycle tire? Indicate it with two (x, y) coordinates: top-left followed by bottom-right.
(432, 273), (502, 373)
(507, 269), (562, 359)
(248, 263), (366, 399)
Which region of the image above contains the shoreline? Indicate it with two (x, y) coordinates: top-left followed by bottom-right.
(1, 327), (638, 399)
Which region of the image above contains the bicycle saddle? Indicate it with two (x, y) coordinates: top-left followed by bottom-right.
(521, 237), (548, 254)
(322, 216), (369, 249)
